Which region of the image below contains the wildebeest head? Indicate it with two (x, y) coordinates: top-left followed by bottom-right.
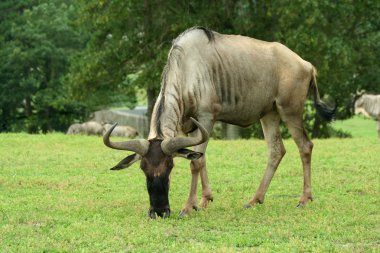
(103, 118), (208, 219)
(350, 90), (366, 115)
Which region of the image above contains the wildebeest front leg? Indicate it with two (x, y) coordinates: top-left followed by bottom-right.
(178, 160), (201, 218)
(189, 138), (214, 209)
(246, 111), (285, 208)
(179, 118), (214, 217)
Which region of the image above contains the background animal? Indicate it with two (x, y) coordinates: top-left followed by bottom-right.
(66, 123), (83, 135)
(103, 27), (335, 219)
(67, 121), (103, 136)
(353, 93), (380, 138)
(103, 123), (138, 138)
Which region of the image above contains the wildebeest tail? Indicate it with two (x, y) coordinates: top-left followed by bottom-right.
(309, 66), (336, 122)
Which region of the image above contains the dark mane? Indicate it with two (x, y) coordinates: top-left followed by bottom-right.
(155, 96), (165, 138)
(190, 26), (215, 42)
(173, 26), (215, 44)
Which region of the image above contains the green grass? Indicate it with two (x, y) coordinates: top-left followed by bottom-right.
(332, 115), (378, 138)
(0, 133), (379, 252)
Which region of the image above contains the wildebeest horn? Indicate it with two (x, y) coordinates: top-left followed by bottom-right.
(161, 117), (209, 155)
(103, 123), (149, 156)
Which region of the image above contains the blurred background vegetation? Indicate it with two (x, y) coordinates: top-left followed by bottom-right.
(0, 0), (379, 137)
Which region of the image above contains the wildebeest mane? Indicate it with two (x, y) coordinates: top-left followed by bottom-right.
(174, 26), (215, 44)
(155, 27), (215, 138)
(155, 96), (165, 138)
(155, 47), (182, 138)
(192, 26), (215, 42)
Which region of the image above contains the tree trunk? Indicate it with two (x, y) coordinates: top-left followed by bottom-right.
(144, 0), (152, 36)
(223, 0), (237, 30)
(24, 96), (32, 117)
(25, 96), (36, 134)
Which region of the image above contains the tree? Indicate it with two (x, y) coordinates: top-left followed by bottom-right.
(3, 0), (378, 136)
(270, 0), (380, 136)
(0, 1), (87, 132)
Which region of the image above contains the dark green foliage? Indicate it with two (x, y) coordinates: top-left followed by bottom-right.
(69, 0), (379, 137)
(1, 0), (379, 135)
(0, 0), (87, 133)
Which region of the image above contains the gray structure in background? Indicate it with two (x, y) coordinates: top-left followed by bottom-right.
(94, 106), (241, 139)
(222, 123), (240, 139)
(94, 106), (149, 137)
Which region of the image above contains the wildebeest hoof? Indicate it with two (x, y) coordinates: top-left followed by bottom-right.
(296, 203), (305, 208)
(244, 203), (253, 209)
(162, 209), (171, 218)
(193, 206), (202, 211)
(148, 208), (170, 219)
(178, 211), (187, 218)
(297, 195), (313, 208)
(147, 209), (157, 219)
(199, 196), (213, 209)
(244, 201), (263, 208)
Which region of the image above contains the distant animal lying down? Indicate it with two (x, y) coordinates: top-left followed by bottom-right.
(66, 123), (83, 135)
(66, 121), (104, 136)
(354, 93), (380, 138)
(67, 121), (138, 137)
(103, 124), (138, 138)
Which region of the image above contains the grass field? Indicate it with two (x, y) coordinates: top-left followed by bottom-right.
(332, 115), (378, 138)
(0, 118), (379, 252)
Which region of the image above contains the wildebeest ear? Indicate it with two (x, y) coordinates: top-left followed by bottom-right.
(174, 149), (203, 160)
(110, 153), (141, 170)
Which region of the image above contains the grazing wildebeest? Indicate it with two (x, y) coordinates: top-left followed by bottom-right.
(353, 92), (380, 137)
(104, 27), (335, 219)
(67, 121), (103, 136)
(103, 123), (138, 138)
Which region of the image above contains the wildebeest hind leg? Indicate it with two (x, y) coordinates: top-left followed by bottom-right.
(246, 111), (285, 208)
(282, 115), (314, 207)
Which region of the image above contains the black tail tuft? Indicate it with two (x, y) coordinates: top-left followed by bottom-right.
(314, 100), (337, 122)
(310, 66), (336, 122)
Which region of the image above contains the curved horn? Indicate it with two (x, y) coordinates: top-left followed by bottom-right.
(161, 117), (209, 155)
(103, 123), (149, 156)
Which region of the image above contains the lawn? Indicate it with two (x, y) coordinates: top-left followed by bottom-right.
(0, 121), (379, 252)
(332, 115), (378, 138)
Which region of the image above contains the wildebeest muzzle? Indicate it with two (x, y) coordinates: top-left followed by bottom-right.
(147, 175), (171, 219)
(148, 206), (171, 219)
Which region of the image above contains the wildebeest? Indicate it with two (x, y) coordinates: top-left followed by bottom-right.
(104, 27), (335, 219)
(353, 92), (380, 137)
(103, 123), (138, 138)
(67, 121), (103, 135)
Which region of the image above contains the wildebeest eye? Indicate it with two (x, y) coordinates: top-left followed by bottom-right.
(167, 159), (174, 169)
(140, 160), (147, 171)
